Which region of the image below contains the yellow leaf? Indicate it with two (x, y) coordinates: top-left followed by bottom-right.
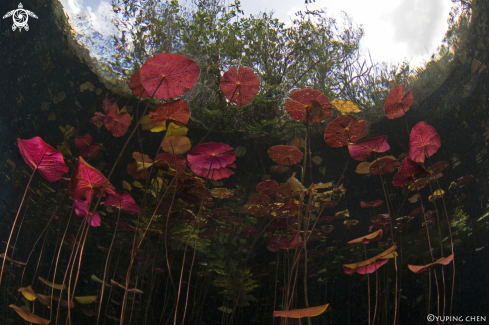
(9, 304), (51, 324)
(57, 142), (72, 157)
(38, 276), (65, 290)
(311, 156), (322, 165)
(79, 81), (94, 92)
(428, 189), (445, 202)
(122, 180), (132, 191)
(47, 112), (56, 121)
(331, 99), (361, 114)
(132, 181), (143, 189)
(150, 122), (167, 133)
(74, 295), (98, 304)
(18, 286), (37, 301)
(7, 159), (16, 169)
(90, 274), (111, 287)
(165, 122), (187, 138)
(35, 293), (51, 307)
(218, 306), (233, 314)
(140, 114), (156, 131)
(59, 125), (75, 140)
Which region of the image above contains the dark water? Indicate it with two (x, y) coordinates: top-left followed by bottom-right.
(0, 1), (488, 325)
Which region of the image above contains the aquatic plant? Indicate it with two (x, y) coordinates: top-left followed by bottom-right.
(0, 47), (471, 325)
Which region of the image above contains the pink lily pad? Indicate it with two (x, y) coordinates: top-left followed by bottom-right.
(18, 137), (68, 182)
(384, 84), (413, 119)
(392, 158), (429, 187)
(348, 136), (390, 161)
(104, 191), (140, 213)
(75, 134), (103, 159)
(70, 157), (115, 201)
(187, 142), (236, 169)
(409, 121), (440, 163)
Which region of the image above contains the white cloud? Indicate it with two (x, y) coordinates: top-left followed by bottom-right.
(241, 0), (453, 67)
(86, 1), (117, 36)
(60, 0), (83, 16)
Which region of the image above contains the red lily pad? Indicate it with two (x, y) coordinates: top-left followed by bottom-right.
(285, 88), (332, 123)
(75, 134), (103, 159)
(408, 178), (430, 191)
(256, 180), (280, 195)
(219, 66), (260, 106)
(267, 234), (303, 252)
(457, 175), (474, 188)
(343, 246), (397, 274)
(324, 115), (367, 148)
(369, 156), (400, 175)
(409, 122), (440, 163)
(154, 153), (187, 175)
(104, 191), (140, 213)
(355, 162), (371, 174)
(104, 104), (133, 137)
(90, 112), (105, 129)
(18, 137), (68, 182)
(347, 229), (383, 245)
(348, 136), (390, 161)
(126, 163), (149, 180)
(129, 69), (150, 97)
(268, 145), (303, 166)
(149, 99), (190, 126)
(392, 158), (429, 187)
(428, 161), (449, 174)
(408, 254), (454, 274)
(139, 53), (200, 100)
(190, 165), (235, 180)
(187, 142), (236, 169)
(70, 157), (115, 201)
(360, 200), (383, 208)
(273, 303), (330, 319)
(384, 84), (413, 119)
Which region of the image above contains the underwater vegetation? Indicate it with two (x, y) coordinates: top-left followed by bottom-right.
(0, 48), (485, 325)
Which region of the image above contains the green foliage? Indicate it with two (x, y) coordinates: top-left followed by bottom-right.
(209, 259), (259, 307)
(451, 206), (469, 230)
(109, 0), (410, 133)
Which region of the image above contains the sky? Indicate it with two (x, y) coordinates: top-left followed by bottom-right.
(60, 0), (454, 67)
